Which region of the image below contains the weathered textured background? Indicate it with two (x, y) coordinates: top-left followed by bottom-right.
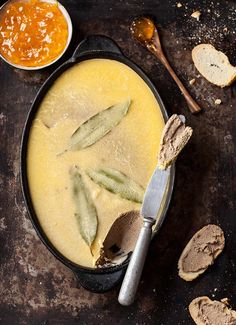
(1, 0), (236, 324)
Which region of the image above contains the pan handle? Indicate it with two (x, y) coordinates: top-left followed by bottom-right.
(72, 35), (122, 59)
(73, 267), (126, 293)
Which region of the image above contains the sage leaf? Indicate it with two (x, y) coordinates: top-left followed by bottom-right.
(69, 99), (131, 151)
(71, 169), (98, 248)
(87, 167), (144, 203)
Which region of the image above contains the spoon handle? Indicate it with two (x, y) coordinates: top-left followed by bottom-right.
(118, 217), (154, 306)
(157, 53), (201, 114)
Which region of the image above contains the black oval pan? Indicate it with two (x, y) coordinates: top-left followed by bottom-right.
(20, 35), (175, 293)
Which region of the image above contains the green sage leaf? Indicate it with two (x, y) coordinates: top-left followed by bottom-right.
(87, 167), (144, 203)
(69, 99), (131, 151)
(71, 168), (98, 248)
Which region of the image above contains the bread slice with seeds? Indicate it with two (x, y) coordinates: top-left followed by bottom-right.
(192, 44), (236, 87)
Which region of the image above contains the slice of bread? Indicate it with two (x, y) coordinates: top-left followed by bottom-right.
(192, 44), (236, 87)
(189, 296), (236, 325)
(178, 225), (225, 281)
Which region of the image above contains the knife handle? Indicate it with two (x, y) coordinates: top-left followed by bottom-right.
(118, 217), (155, 306)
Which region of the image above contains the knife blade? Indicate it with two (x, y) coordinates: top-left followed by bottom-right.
(141, 166), (170, 220)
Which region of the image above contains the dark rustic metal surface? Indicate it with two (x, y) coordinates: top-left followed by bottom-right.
(1, 0), (236, 324)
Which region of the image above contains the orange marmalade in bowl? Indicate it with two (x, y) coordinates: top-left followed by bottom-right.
(0, 0), (70, 68)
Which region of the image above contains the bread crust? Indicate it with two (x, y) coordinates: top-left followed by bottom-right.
(189, 297), (211, 325)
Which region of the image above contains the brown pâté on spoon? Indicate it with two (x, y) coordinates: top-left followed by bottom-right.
(130, 17), (201, 114)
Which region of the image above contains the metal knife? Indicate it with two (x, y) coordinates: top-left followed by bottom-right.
(118, 166), (170, 306)
(118, 115), (185, 306)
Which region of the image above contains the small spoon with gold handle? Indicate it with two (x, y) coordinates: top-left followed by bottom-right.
(130, 17), (201, 114)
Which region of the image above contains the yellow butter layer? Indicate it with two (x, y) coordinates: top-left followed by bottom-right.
(27, 59), (165, 267)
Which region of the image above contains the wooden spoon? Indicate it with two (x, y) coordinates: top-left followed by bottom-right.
(130, 17), (201, 114)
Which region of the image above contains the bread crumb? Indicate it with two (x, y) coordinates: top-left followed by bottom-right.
(189, 78), (196, 85)
(177, 2), (182, 8)
(191, 11), (201, 21)
(215, 99), (222, 105)
(221, 298), (230, 306)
